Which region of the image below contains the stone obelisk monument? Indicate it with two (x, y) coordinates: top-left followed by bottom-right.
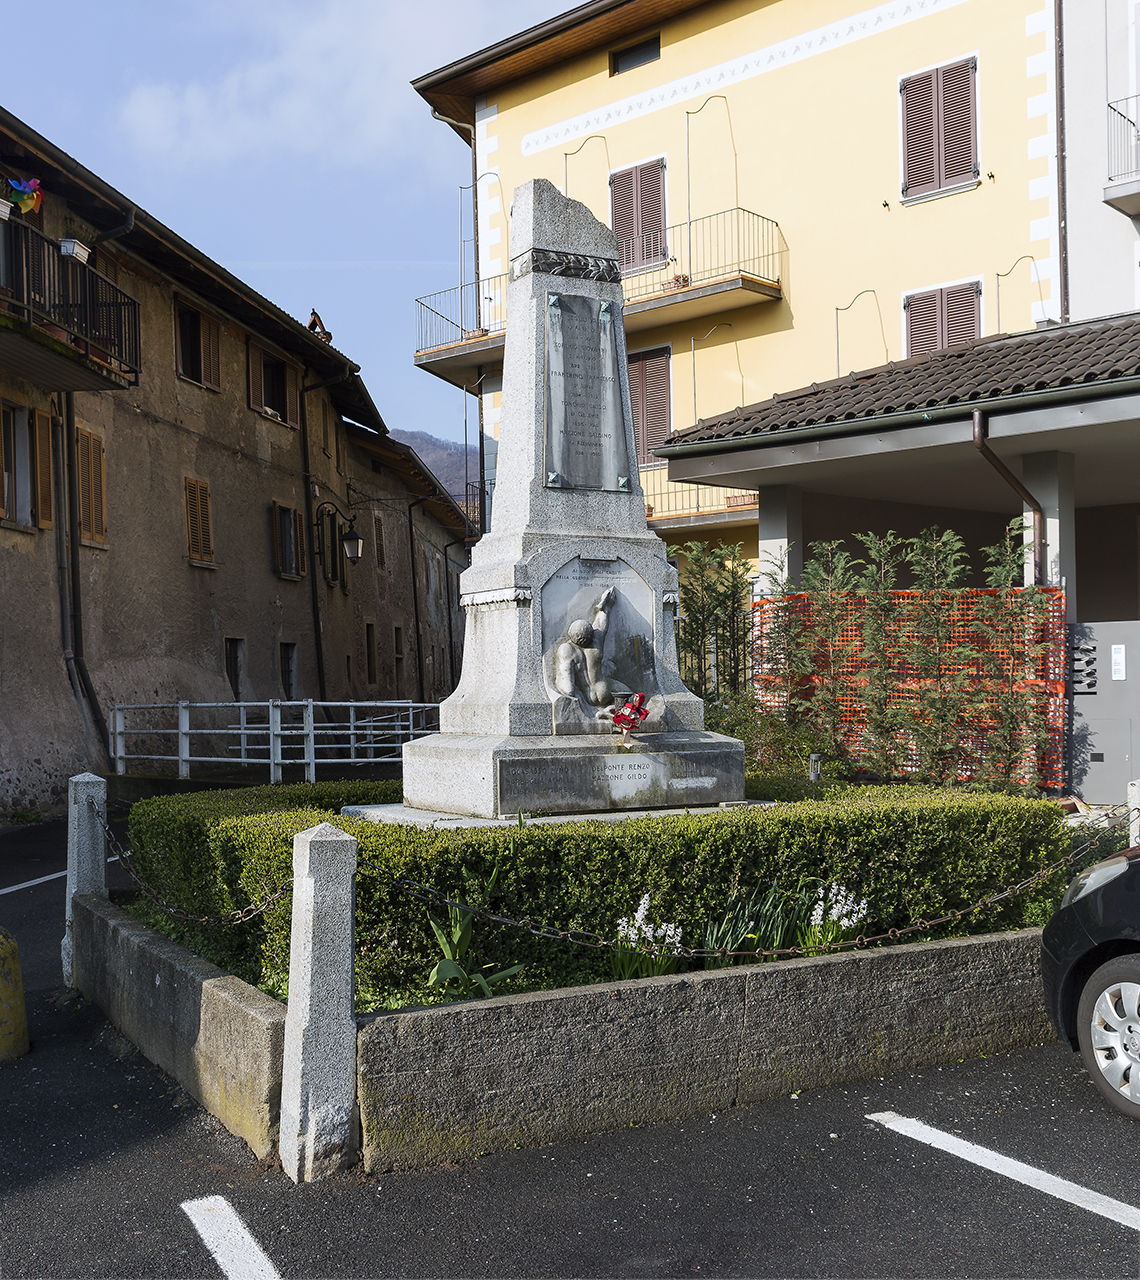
(402, 179), (744, 818)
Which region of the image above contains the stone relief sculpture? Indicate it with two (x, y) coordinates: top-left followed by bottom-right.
(552, 586), (631, 722)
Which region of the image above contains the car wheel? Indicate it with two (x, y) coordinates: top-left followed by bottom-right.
(1078, 955), (1140, 1119)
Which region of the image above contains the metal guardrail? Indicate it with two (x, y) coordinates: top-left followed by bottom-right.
(111, 700), (439, 783)
(0, 220), (141, 379)
(414, 208), (780, 355)
(641, 464), (757, 518)
(1109, 95), (1140, 183)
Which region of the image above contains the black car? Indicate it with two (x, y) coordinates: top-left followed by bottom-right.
(1042, 845), (1140, 1117)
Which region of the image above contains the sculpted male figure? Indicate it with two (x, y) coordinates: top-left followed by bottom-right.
(554, 586), (628, 715)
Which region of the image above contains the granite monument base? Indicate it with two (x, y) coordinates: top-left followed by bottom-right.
(399, 731), (745, 820)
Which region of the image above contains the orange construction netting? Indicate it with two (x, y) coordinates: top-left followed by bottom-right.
(750, 587), (1067, 787)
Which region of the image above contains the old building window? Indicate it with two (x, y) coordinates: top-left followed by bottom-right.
(610, 159), (667, 272)
(904, 281), (981, 356)
(628, 347), (670, 466)
(611, 35), (660, 75)
(185, 477), (213, 562)
(271, 501), (306, 577)
(248, 341), (299, 426)
(901, 58), (978, 201)
(77, 427), (106, 542)
(224, 638), (243, 700)
(280, 642), (297, 699)
(2, 405), (52, 530)
(176, 303), (221, 390)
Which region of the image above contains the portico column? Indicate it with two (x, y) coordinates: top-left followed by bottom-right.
(755, 486), (803, 594)
(1021, 451), (1076, 620)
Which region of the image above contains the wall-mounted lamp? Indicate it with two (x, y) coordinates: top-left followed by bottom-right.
(314, 500), (364, 566)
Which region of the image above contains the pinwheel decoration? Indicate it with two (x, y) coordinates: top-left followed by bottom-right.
(7, 178), (43, 215)
(613, 692), (650, 746)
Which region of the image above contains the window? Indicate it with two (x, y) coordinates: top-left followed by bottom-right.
(224, 638), (243, 700)
(2, 405), (51, 528)
(185, 477), (213, 562)
(280, 643), (297, 699)
(905, 281), (981, 355)
(373, 514), (386, 570)
(177, 303), (221, 390)
(901, 58), (978, 200)
(611, 35), (660, 75)
(77, 428), (106, 542)
(271, 501), (306, 577)
(628, 347), (670, 466)
(248, 341), (299, 426)
(610, 159), (667, 272)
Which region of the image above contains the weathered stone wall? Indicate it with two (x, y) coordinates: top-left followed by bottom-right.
(357, 929), (1054, 1171)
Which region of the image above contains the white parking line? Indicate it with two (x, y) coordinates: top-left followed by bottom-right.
(181, 1196), (280, 1280)
(0, 855), (119, 896)
(868, 1110), (1140, 1230)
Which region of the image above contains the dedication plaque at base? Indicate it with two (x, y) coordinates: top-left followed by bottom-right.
(544, 293), (631, 492)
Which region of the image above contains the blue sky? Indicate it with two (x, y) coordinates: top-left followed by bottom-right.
(3, 0), (555, 443)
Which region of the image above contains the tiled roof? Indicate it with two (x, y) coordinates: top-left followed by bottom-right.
(660, 311), (1140, 451)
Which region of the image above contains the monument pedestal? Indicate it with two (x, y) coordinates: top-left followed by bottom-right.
(401, 730), (744, 820)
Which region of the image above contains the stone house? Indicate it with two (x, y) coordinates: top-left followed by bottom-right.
(0, 106), (468, 816)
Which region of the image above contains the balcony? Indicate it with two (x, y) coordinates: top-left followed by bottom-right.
(640, 464), (758, 531)
(414, 207), (781, 389)
(1105, 96), (1140, 213)
(0, 217), (140, 390)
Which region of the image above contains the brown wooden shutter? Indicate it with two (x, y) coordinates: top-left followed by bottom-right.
(285, 365), (300, 428)
(294, 510), (306, 576)
(902, 70), (938, 197)
(905, 289), (941, 356)
(33, 410), (52, 530)
(636, 159), (667, 265)
(197, 483), (213, 560)
(248, 342), (264, 412)
(610, 167), (637, 271)
(186, 478), (213, 561)
(94, 435), (106, 539)
(78, 429), (93, 536)
(202, 317), (221, 391)
(628, 347), (671, 464)
(939, 59), (978, 186)
(944, 281), (981, 346)
(78, 429), (107, 541)
(271, 500), (283, 572)
(374, 514), (385, 569)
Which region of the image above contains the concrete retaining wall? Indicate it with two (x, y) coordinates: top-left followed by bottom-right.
(357, 928), (1054, 1171)
(72, 894), (285, 1159)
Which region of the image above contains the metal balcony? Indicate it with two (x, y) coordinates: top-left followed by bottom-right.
(1105, 96), (1140, 214)
(414, 207), (781, 389)
(0, 217), (141, 390)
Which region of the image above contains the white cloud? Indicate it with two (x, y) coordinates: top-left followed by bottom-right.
(118, 0), (553, 169)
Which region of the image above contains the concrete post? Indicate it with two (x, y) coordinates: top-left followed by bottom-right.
(1021, 451), (1076, 621)
(756, 486), (803, 592)
(279, 822), (358, 1184)
(1129, 778), (1140, 849)
(62, 772), (107, 987)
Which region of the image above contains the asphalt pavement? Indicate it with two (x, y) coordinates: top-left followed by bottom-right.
(3, 817), (1140, 1279)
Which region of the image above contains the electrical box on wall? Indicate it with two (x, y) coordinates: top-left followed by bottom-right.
(1070, 620), (1140, 804)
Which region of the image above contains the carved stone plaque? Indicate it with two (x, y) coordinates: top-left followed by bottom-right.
(544, 293), (630, 492)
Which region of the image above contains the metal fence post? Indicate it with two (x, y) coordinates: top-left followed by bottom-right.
(62, 773), (107, 988)
(177, 701), (190, 780)
(270, 701), (283, 784)
(304, 700), (316, 783)
(279, 823), (358, 1183)
(112, 706), (126, 775)
(1129, 779), (1140, 850)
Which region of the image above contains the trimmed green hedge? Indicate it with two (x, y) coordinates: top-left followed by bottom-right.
(126, 784), (1069, 1011)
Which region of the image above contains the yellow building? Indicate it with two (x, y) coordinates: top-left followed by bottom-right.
(412, 0), (1061, 575)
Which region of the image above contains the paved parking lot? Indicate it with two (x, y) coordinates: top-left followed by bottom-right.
(4, 820), (1140, 1278)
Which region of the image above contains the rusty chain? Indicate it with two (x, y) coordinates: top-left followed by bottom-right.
(89, 794), (1137, 957)
(360, 803), (1139, 963)
(88, 797), (291, 927)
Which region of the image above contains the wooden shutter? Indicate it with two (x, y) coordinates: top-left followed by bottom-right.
(902, 70), (938, 197)
(0, 409), (6, 520)
(944, 281), (981, 346)
(33, 410), (52, 530)
(374, 514), (385, 569)
(271, 500), (283, 572)
(77, 428), (105, 540)
(610, 167), (637, 271)
(294, 510), (306, 576)
(905, 289), (940, 356)
(248, 342), (264, 412)
(636, 159), (667, 265)
(628, 347), (671, 464)
(285, 365), (300, 428)
(939, 59), (978, 187)
(202, 316), (221, 391)
(186, 478), (213, 561)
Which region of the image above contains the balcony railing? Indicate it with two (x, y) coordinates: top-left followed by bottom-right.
(414, 207), (780, 355)
(0, 219), (141, 381)
(1108, 95), (1140, 183)
(641, 464), (757, 521)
